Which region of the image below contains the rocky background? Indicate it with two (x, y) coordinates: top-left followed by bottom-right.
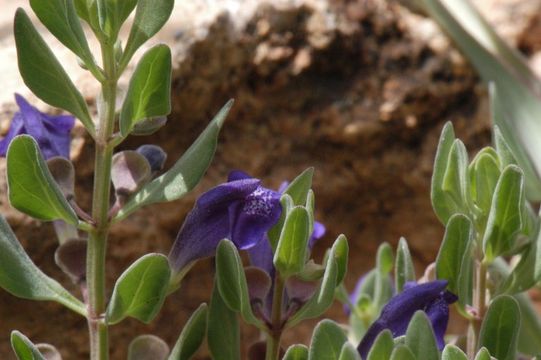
(1, 0), (541, 358)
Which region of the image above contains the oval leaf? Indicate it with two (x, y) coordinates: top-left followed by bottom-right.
(339, 342), (361, 360)
(274, 206), (310, 277)
(120, 0), (174, 69)
(479, 295), (520, 360)
(14, 9), (93, 132)
(7, 135), (78, 225)
(11, 331), (46, 360)
(308, 320), (347, 360)
(367, 330), (394, 360)
(283, 345), (309, 360)
(215, 240), (263, 327)
(101, 0), (137, 37)
(431, 122), (459, 224)
(442, 344), (467, 360)
(168, 303), (207, 360)
(405, 311), (439, 360)
(0, 217), (86, 315)
(389, 345), (415, 360)
(482, 165), (524, 260)
(29, 0), (94, 65)
(436, 213), (473, 307)
(332, 234), (349, 285)
(395, 237), (416, 293)
(107, 253), (171, 324)
(114, 100), (233, 221)
(120, 45), (172, 136)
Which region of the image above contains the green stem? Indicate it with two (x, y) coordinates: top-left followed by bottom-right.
(467, 256), (488, 359)
(86, 37), (118, 360)
(266, 276), (285, 360)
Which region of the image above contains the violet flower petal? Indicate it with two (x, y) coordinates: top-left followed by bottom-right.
(168, 179), (260, 272)
(0, 94), (74, 159)
(357, 280), (456, 359)
(229, 187), (281, 249)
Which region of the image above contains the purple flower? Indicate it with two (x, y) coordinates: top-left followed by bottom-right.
(357, 280), (457, 359)
(0, 94), (75, 159)
(168, 171), (282, 273)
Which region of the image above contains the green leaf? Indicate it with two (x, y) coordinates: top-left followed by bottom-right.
(395, 237), (416, 293)
(470, 151), (501, 217)
(14, 9), (93, 132)
(474, 348), (491, 360)
(7, 135), (78, 224)
(208, 281), (240, 360)
(283, 168), (314, 205)
(431, 122), (459, 224)
(120, 0), (174, 69)
(101, 0), (137, 37)
(420, 0), (541, 201)
(483, 165), (524, 260)
(308, 320), (347, 360)
(127, 335), (169, 360)
(215, 240), (263, 327)
(0, 217), (86, 315)
(442, 139), (470, 214)
(339, 342), (362, 360)
(479, 295), (520, 360)
(115, 100), (232, 221)
(274, 206), (310, 277)
(107, 253), (171, 324)
(73, 0), (100, 31)
(332, 234), (349, 285)
(367, 330), (394, 360)
(389, 345), (415, 360)
(29, 0), (94, 65)
(168, 303), (207, 360)
(287, 249), (338, 327)
(405, 311), (439, 360)
(514, 292), (541, 355)
(11, 331), (46, 360)
(442, 345), (468, 360)
(268, 194), (294, 249)
(120, 45), (172, 136)
(493, 125), (516, 168)
(498, 238), (538, 294)
(283, 345), (309, 360)
(376, 242), (394, 274)
(436, 214), (474, 308)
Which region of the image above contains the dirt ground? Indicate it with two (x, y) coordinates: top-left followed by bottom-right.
(1, 0), (541, 358)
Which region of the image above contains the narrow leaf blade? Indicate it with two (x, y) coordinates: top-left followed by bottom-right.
(115, 100), (233, 221)
(14, 9), (93, 131)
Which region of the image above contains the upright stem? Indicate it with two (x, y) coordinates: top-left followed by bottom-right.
(266, 276), (285, 360)
(86, 38), (118, 360)
(467, 254), (488, 359)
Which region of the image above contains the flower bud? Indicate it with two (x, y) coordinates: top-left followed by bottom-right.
(47, 156), (75, 200)
(111, 150), (151, 204)
(136, 144), (167, 174)
(55, 238), (87, 284)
